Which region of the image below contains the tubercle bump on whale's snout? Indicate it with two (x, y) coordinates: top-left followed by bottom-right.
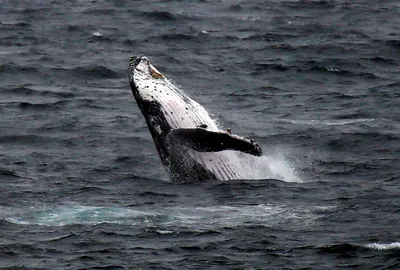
(129, 56), (145, 69)
(129, 56), (144, 83)
(130, 55), (152, 66)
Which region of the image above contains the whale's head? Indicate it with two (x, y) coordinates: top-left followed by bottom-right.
(129, 56), (166, 109)
(129, 56), (174, 164)
(129, 56), (183, 134)
(129, 55), (217, 128)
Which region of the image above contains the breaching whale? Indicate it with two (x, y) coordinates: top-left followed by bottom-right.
(129, 56), (263, 182)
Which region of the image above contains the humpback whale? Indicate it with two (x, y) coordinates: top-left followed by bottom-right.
(129, 56), (262, 182)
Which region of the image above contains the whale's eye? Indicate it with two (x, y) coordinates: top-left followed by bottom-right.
(149, 117), (157, 126)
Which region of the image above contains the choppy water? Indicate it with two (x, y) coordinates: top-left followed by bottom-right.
(1, 0), (400, 269)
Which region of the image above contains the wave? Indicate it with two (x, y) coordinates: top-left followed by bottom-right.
(2, 86), (35, 95)
(254, 63), (289, 72)
(309, 66), (379, 79)
(0, 169), (20, 178)
(2, 86), (75, 98)
(82, 8), (116, 15)
(282, 0), (337, 9)
(160, 33), (195, 41)
(137, 191), (178, 198)
(0, 62), (39, 74)
(10, 7), (52, 15)
(142, 11), (177, 21)
(141, 11), (196, 22)
(0, 63), (121, 79)
(0, 134), (58, 145)
(66, 24), (84, 32)
(123, 38), (136, 46)
(367, 82), (400, 98)
(18, 101), (65, 111)
(274, 118), (375, 126)
(320, 92), (365, 100)
(365, 242), (400, 250)
(67, 65), (120, 79)
(386, 39), (400, 49)
(303, 59), (378, 79)
(8, 98), (103, 111)
(245, 32), (299, 42)
(215, 32), (299, 42)
(319, 242), (400, 253)
(1, 21), (31, 28)
(364, 56), (397, 65)
(318, 243), (363, 253)
(251, 58), (380, 79)
(147, 31), (209, 43)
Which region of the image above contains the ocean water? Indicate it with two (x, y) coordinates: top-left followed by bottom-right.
(1, 0), (400, 269)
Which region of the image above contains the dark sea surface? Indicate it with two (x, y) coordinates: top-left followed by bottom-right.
(1, 0), (400, 269)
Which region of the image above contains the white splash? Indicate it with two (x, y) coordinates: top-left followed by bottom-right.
(237, 147), (301, 182)
(365, 242), (400, 250)
(92, 31), (103, 37)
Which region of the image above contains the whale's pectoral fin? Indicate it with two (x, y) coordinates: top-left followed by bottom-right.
(169, 128), (262, 156)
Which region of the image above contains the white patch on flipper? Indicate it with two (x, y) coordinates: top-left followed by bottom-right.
(154, 125), (162, 134)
